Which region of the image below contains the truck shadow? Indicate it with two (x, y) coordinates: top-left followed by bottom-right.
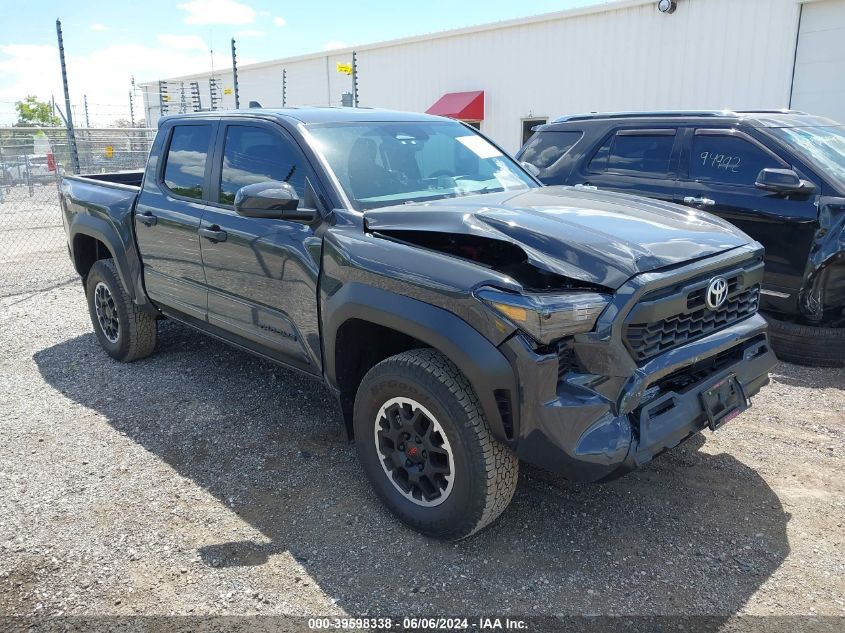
(34, 322), (790, 616)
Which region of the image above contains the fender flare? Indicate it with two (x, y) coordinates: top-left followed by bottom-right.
(323, 283), (519, 444)
(69, 215), (137, 301)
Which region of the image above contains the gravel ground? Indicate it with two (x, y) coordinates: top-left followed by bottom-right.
(1, 280), (843, 621)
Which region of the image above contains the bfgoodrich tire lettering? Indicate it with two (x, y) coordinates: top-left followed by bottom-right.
(354, 348), (518, 540)
(85, 259), (157, 362)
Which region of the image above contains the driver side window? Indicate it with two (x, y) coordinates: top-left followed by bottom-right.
(690, 133), (784, 187)
(219, 125), (307, 204)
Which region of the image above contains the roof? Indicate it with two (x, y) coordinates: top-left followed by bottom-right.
(139, 0), (652, 85)
(158, 106), (450, 125)
(546, 110), (841, 128)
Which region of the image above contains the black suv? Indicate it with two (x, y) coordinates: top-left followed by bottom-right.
(517, 111), (845, 366)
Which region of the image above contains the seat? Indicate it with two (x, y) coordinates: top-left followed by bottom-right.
(348, 138), (391, 200)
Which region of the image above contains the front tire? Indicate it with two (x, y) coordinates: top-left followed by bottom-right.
(85, 259), (157, 362)
(354, 349), (518, 540)
(764, 313), (845, 368)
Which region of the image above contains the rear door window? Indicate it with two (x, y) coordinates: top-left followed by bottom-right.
(690, 132), (785, 186)
(589, 130), (676, 177)
(520, 131), (582, 177)
(162, 124), (213, 199)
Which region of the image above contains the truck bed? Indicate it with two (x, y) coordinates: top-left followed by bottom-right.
(60, 171), (144, 296)
(68, 170), (144, 189)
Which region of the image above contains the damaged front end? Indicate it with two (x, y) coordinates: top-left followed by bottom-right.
(361, 193), (775, 482)
(493, 246), (776, 482)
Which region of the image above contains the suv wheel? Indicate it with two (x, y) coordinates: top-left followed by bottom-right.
(764, 313), (845, 367)
(85, 259), (157, 362)
(353, 348), (518, 540)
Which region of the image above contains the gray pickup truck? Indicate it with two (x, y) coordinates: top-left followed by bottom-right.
(60, 108), (776, 539)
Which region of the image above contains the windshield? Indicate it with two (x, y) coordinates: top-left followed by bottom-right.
(770, 125), (845, 188)
(307, 121), (537, 210)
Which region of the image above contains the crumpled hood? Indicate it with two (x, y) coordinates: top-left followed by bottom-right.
(364, 186), (753, 289)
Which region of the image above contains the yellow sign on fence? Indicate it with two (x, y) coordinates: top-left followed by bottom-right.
(336, 63), (352, 75)
(223, 87), (233, 95)
(104, 146), (114, 159)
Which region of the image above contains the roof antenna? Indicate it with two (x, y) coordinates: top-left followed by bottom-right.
(249, 101), (263, 108)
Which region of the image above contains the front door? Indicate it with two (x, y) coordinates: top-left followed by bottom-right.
(675, 129), (820, 301)
(198, 121), (323, 375)
(135, 122), (215, 320)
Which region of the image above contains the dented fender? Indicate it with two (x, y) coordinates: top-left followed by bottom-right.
(801, 196), (845, 319)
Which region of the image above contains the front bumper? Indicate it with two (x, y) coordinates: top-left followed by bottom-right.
(502, 314), (775, 482)
(498, 247), (777, 483)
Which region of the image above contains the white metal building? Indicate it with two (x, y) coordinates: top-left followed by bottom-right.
(141, 0), (845, 153)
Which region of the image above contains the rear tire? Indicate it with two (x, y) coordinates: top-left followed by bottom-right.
(85, 259), (157, 362)
(764, 313), (845, 367)
(354, 348), (518, 540)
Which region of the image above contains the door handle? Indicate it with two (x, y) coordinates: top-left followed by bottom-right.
(198, 226), (227, 243)
(683, 196), (715, 207)
(136, 212), (157, 226)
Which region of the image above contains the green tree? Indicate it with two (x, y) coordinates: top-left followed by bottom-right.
(14, 96), (61, 127)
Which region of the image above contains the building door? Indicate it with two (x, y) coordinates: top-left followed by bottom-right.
(791, 0), (845, 124)
(521, 118), (547, 146)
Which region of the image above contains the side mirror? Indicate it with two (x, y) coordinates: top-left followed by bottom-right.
(234, 181), (316, 222)
(755, 168), (816, 195)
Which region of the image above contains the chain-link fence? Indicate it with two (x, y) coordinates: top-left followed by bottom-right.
(0, 127), (154, 297)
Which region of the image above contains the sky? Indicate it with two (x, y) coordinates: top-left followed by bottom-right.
(0, 0), (608, 126)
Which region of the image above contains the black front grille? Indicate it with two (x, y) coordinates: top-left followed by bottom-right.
(624, 261), (762, 362)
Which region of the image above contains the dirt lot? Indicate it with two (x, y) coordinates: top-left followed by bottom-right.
(1, 275), (843, 623)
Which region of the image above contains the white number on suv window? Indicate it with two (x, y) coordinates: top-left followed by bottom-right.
(700, 152), (741, 172)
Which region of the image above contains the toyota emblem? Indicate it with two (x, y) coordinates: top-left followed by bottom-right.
(705, 277), (729, 310)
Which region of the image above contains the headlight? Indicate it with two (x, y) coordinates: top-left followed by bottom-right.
(475, 286), (610, 344)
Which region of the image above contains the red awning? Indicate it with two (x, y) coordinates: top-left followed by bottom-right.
(426, 90), (484, 121)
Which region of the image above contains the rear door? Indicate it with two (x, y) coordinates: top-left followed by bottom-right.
(577, 128), (680, 203)
(198, 120), (323, 375)
(675, 128), (820, 298)
(135, 121), (215, 320)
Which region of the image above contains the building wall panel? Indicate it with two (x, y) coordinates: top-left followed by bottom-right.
(140, 0), (835, 152)
(792, 0), (845, 123)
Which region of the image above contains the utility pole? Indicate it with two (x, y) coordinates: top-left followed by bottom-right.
(352, 50), (359, 107)
(56, 19), (79, 173)
(282, 69), (287, 107)
(179, 81), (187, 114)
(84, 94), (90, 128)
(231, 38), (240, 109)
(129, 75), (137, 126)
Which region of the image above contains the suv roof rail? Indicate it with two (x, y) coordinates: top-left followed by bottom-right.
(552, 110), (730, 123)
(551, 109), (809, 123)
(732, 109), (808, 115)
